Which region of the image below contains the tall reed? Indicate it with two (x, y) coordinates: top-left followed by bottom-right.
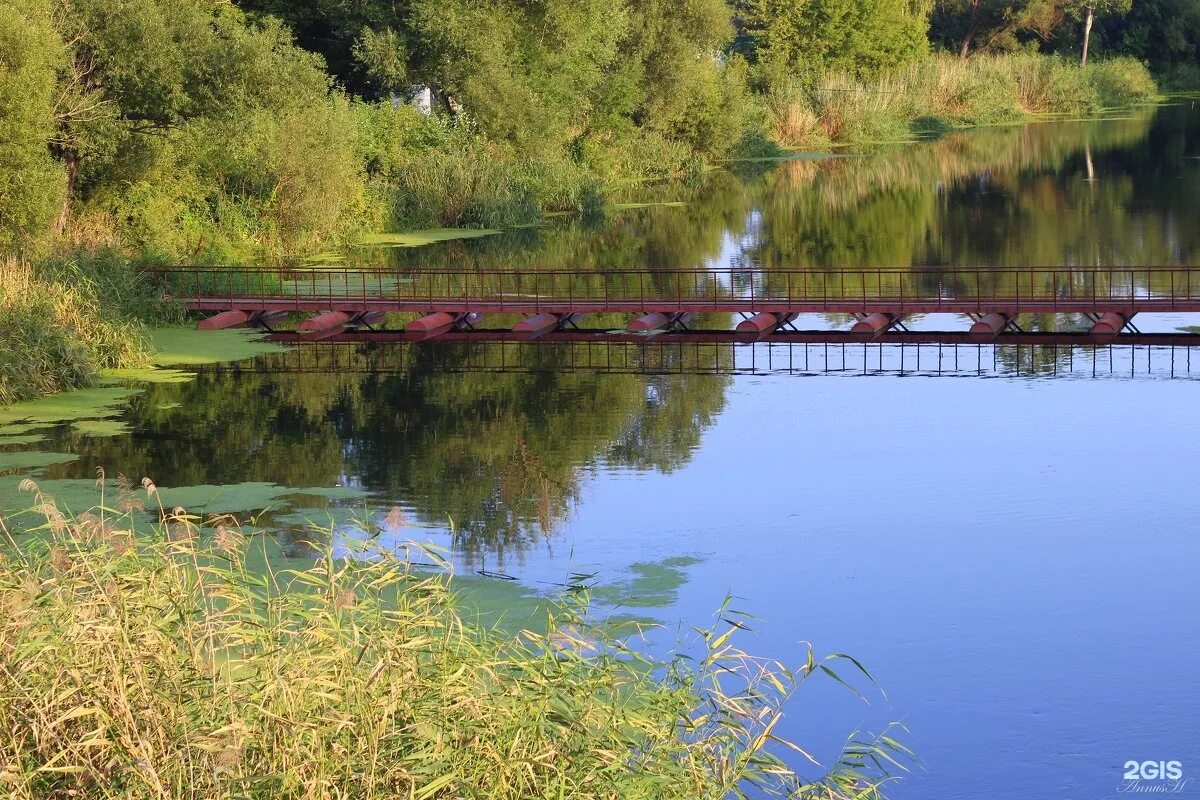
(0, 253), (182, 405)
(765, 54), (1160, 149)
(0, 482), (910, 799)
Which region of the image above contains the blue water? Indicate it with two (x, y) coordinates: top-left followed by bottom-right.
(547, 375), (1200, 798)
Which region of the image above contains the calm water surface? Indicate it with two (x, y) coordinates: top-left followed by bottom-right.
(15, 103), (1200, 799)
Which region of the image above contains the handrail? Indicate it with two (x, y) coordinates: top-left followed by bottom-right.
(147, 265), (1200, 317)
(143, 264), (1200, 275)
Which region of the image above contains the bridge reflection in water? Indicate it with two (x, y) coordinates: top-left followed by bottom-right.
(247, 330), (1200, 380)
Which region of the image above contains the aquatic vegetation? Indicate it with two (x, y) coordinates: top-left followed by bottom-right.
(0, 435), (45, 447)
(0, 424), (42, 436)
(99, 367), (198, 384)
(0, 491), (907, 800)
(0, 474), (366, 528)
(70, 420), (131, 438)
(765, 55), (1161, 148)
(0, 452), (78, 473)
(608, 202), (688, 211)
(152, 482), (368, 516)
(591, 556), (705, 609)
(0, 386), (141, 427)
(358, 229), (503, 247)
(149, 326), (289, 366)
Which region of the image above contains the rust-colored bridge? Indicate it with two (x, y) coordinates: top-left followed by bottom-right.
(152, 265), (1200, 341)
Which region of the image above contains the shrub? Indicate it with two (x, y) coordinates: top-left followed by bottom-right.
(1087, 58), (1161, 107)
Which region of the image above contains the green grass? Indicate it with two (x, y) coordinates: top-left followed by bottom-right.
(0, 486), (910, 799)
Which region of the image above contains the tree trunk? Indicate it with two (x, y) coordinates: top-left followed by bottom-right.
(960, 0), (983, 58)
(1081, 5), (1094, 66)
(52, 148), (79, 237)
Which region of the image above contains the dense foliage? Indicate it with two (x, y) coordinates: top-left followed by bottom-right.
(0, 0), (1186, 263)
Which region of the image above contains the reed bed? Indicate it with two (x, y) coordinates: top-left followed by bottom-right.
(0, 481), (908, 799)
(0, 257), (156, 405)
(766, 54), (1160, 148)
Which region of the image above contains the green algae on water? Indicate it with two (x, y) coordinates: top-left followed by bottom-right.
(0, 387), (142, 426)
(150, 326), (289, 366)
(0, 435), (47, 447)
(590, 556), (703, 609)
(100, 367), (198, 384)
(0, 477), (362, 521)
(0, 423), (44, 436)
(72, 420), (132, 438)
(357, 229), (501, 248)
(154, 482), (367, 516)
(607, 202), (686, 211)
(0, 452), (80, 473)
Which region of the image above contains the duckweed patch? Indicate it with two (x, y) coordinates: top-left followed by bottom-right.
(0, 451), (80, 473)
(150, 326), (289, 366)
(357, 229), (502, 248)
(607, 202), (687, 211)
(153, 482), (367, 516)
(0, 434), (47, 447)
(72, 420), (132, 438)
(100, 367), (198, 384)
(591, 556), (704, 609)
(0, 387), (142, 427)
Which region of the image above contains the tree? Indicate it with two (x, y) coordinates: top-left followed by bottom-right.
(1066, 0), (1132, 65)
(1111, 0), (1200, 76)
(407, 0), (625, 153)
(235, 0), (749, 159)
(931, 0), (1066, 56)
(738, 0), (930, 78)
(0, 0), (65, 253)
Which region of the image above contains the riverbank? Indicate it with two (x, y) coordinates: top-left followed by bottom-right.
(762, 54), (1159, 149)
(0, 491), (901, 799)
(0, 256), (182, 405)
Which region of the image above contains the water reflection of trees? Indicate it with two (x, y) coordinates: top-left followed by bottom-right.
(57, 346), (731, 565)
(746, 109), (1200, 270)
(359, 105), (1194, 290)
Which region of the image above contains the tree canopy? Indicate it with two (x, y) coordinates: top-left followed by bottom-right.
(0, 0), (1192, 259)
(737, 0), (931, 78)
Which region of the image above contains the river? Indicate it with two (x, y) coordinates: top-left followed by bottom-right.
(5, 102), (1200, 799)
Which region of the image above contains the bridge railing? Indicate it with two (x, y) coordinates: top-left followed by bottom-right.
(145, 265), (1200, 311)
(226, 338), (1200, 380)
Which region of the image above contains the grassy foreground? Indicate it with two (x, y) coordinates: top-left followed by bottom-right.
(0, 484), (905, 799)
